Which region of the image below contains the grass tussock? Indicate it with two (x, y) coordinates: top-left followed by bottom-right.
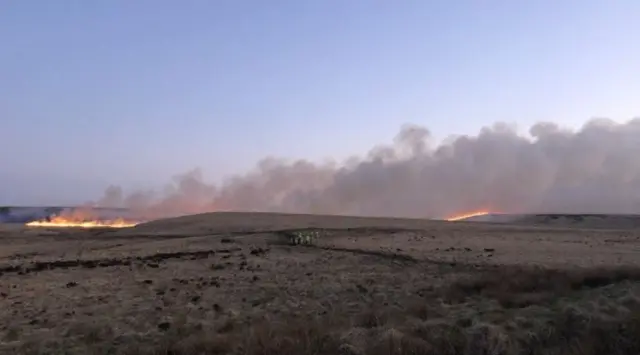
(446, 265), (640, 308)
(124, 304), (640, 355)
(7, 266), (640, 355)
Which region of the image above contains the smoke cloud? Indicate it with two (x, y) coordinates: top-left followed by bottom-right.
(94, 118), (640, 220)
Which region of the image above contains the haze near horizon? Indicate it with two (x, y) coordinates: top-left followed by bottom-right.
(2, 1), (640, 218)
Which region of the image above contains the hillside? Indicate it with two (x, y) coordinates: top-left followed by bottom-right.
(512, 213), (640, 230)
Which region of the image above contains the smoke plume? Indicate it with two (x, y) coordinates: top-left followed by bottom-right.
(94, 118), (640, 220)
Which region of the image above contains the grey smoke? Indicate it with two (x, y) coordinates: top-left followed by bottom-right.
(95, 118), (640, 220)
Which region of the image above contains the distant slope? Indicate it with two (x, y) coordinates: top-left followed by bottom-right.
(118, 212), (450, 236)
(452, 213), (523, 223)
(0, 207), (63, 223)
(512, 214), (640, 230)
(448, 212), (640, 230)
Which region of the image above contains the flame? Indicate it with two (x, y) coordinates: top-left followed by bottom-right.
(25, 208), (139, 228)
(445, 210), (491, 221)
(26, 216), (138, 228)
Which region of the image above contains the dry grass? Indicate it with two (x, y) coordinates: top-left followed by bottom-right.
(1, 212), (640, 354)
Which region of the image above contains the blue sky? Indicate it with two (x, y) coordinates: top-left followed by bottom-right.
(2, 0), (639, 205)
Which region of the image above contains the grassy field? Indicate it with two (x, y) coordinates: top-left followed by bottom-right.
(1, 212), (640, 354)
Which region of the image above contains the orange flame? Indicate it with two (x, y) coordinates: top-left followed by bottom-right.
(25, 208), (139, 228)
(26, 216), (138, 228)
(445, 210), (491, 221)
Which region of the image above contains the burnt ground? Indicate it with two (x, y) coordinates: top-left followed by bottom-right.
(1, 212), (640, 355)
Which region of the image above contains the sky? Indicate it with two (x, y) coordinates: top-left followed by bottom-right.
(1, 0), (639, 206)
